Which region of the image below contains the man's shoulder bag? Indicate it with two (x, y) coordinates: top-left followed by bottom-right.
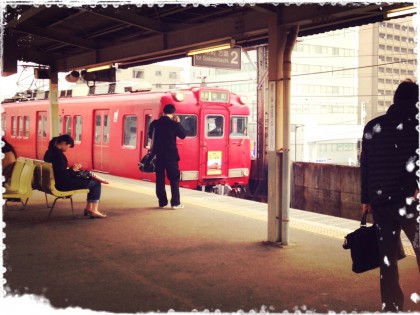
(139, 152), (156, 173)
(343, 211), (405, 273)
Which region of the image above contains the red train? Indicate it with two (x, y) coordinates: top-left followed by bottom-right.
(2, 86), (251, 193)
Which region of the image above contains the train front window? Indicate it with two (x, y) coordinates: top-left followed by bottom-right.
(206, 115), (224, 138)
(230, 116), (248, 137)
(178, 115), (197, 137)
(123, 116), (137, 147)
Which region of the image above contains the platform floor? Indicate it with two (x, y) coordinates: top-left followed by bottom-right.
(2, 174), (420, 313)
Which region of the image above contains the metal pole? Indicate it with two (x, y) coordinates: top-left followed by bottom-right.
(281, 25), (299, 245)
(49, 70), (59, 138)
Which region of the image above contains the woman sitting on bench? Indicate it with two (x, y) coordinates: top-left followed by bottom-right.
(44, 135), (107, 219)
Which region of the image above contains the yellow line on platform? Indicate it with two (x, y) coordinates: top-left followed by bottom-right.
(108, 181), (415, 257)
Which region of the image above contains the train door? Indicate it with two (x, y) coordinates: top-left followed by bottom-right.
(36, 111), (48, 159)
(201, 109), (229, 179)
(93, 110), (111, 172)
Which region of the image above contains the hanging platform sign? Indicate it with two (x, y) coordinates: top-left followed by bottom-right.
(192, 47), (241, 70)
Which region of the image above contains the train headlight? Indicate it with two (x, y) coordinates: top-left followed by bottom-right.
(238, 95), (247, 105)
(173, 92), (185, 102)
(243, 168), (249, 176)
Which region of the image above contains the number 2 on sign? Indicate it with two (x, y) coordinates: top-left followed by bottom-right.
(230, 51), (239, 64)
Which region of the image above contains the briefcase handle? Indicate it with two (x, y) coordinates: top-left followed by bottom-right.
(360, 211), (368, 227)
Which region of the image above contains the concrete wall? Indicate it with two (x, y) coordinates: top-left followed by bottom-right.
(291, 162), (363, 221)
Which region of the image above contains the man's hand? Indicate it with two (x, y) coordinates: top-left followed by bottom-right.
(362, 203), (372, 214)
(413, 189), (419, 200)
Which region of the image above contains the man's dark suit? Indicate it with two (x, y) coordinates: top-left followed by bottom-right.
(149, 116), (186, 207)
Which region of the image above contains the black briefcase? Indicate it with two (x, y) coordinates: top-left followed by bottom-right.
(343, 212), (405, 273)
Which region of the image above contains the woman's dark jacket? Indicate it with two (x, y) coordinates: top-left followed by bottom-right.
(360, 103), (418, 206)
(149, 116), (186, 162)
(44, 146), (89, 191)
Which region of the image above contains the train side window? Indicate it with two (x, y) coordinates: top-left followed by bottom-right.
(12, 116), (17, 137)
(178, 115), (197, 137)
(95, 115), (102, 144)
(230, 116), (248, 137)
(103, 114), (109, 144)
(24, 116), (30, 138)
(18, 116), (23, 138)
(74, 116), (82, 143)
(144, 114), (152, 148)
(65, 116), (72, 136)
(58, 116), (63, 135)
(1, 113), (6, 134)
(206, 115), (224, 137)
(123, 115), (137, 147)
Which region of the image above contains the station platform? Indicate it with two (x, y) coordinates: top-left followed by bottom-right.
(2, 174), (420, 314)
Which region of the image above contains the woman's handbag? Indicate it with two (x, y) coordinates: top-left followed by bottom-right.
(343, 211), (405, 273)
(139, 152), (156, 173)
(75, 169), (109, 184)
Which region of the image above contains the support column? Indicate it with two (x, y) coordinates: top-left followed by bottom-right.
(49, 70), (59, 138)
(267, 13), (299, 245)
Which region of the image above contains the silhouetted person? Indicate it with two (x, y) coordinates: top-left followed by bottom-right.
(149, 104), (186, 209)
(360, 79), (420, 312)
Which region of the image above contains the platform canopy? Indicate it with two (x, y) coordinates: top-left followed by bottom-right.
(2, 2), (415, 75)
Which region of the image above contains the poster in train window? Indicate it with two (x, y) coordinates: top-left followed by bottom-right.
(207, 151), (222, 175)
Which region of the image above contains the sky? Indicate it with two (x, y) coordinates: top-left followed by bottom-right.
(0, 58), (192, 101)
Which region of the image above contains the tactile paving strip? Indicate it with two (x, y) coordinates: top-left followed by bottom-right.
(107, 176), (416, 257)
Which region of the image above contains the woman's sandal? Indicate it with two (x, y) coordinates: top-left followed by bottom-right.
(85, 209), (107, 219)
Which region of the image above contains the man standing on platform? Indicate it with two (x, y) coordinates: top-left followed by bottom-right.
(360, 80), (420, 312)
(149, 104), (186, 209)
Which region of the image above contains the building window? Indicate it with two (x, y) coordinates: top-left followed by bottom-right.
(74, 116), (82, 143)
(155, 84), (162, 89)
(132, 70), (144, 79)
(155, 70), (162, 76)
(169, 72), (177, 79)
(123, 116), (137, 147)
(169, 84), (176, 89)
